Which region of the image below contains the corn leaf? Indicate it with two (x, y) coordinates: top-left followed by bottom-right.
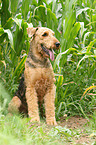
(12, 55), (27, 80)
(76, 7), (90, 17)
(0, 28), (4, 36)
(54, 48), (78, 69)
(87, 39), (96, 53)
(77, 55), (96, 69)
(4, 29), (14, 50)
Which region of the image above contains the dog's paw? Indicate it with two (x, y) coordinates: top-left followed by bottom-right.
(30, 117), (40, 123)
(46, 118), (57, 126)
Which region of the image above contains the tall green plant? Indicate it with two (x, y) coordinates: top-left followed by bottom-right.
(56, 0), (81, 66)
(0, 0), (96, 117)
(0, 0), (30, 95)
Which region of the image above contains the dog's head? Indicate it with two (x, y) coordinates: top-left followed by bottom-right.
(27, 27), (60, 61)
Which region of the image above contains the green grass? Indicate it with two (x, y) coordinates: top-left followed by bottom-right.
(0, 114), (70, 145)
(0, 84), (96, 144)
(0, 114), (96, 145)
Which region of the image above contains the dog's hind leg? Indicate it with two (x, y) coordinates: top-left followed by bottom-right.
(8, 96), (22, 114)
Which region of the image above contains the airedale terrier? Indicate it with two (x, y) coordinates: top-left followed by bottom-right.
(8, 27), (60, 125)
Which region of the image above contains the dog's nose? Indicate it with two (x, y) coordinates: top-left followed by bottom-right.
(55, 42), (60, 47)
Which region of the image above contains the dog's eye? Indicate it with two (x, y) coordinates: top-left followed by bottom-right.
(42, 32), (48, 36)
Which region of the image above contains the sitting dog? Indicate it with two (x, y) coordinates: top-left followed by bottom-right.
(8, 27), (60, 125)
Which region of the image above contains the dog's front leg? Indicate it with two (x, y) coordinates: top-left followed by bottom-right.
(26, 86), (40, 122)
(44, 84), (57, 125)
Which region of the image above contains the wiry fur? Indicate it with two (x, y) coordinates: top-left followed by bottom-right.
(8, 27), (60, 125)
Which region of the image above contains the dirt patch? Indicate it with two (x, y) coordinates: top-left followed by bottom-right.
(58, 116), (88, 129)
(58, 116), (96, 144)
(27, 116), (96, 144)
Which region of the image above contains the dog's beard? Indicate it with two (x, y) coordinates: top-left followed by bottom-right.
(41, 44), (54, 61)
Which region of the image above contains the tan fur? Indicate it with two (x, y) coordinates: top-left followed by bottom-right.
(8, 96), (22, 113)
(8, 27), (60, 125)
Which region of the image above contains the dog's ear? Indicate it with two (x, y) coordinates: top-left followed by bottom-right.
(27, 27), (38, 38)
(27, 27), (36, 38)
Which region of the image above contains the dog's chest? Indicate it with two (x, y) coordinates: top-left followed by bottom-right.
(35, 78), (51, 97)
(25, 63), (55, 97)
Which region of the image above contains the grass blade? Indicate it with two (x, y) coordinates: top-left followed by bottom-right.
(80, 86), (96, 101)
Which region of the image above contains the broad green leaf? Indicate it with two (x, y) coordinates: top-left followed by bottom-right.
(33, 4), (58, 33)
(76, 7), (90, 17)
(73, 22), (80, 34)
(64, 11), (76, 40)
(21, 0), (30, 20)
(69, 0), (77, 10)
(77, 55), (96, 69)
(54, 49), (69, 69)
(12, 18), (22, 29)
(47, 8), (58, 30)
(33, 5), (46, 16)
(67, 22), (80, 48)
(4, 29), (14, 50)
(10, 0), (19, 16)
(83, 32), (96, 46)
(1, 0), (11, 27)
(0, 33), (6, 43)
(71, 22), (81, 39)
(54, 48), (78, 69)
(13, 19), (29, 57)
(87, 39), (96, 53)
(33, 5), (46, 26)
(61, 0), (77, 52)
(31, 0), (38, 6)
(3, 17), (13, 29)
(83, 32), (90, 44)
(79, 22), (86, 38)
(12, 55), (27, 79)
(0, 28), (4, 36)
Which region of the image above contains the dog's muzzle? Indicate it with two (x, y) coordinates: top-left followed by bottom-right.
(41, 44), (55, 61)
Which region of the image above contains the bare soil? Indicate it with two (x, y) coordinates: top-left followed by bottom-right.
(59, 116), (88, 129)
(30, 116), (96, 144)
(58, 116), (96, 144)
